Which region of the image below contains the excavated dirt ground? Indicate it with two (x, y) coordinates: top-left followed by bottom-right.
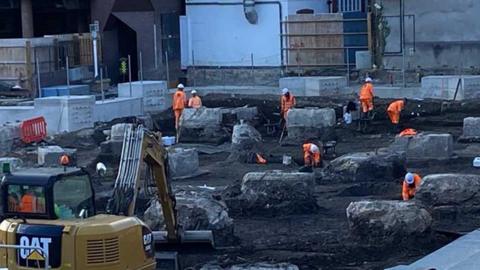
(54, 94), (480, 269)
(159, 94), (480, 270)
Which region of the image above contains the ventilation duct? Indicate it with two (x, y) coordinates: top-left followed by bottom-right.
(243, 0), (258, 24)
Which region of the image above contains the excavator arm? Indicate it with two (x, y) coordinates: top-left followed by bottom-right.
(107, 125), (213, 245)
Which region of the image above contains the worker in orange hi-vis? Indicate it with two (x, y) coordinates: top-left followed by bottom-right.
(359, 77), (375, 118)
(188, 90), (202, 109)
(280, 88), (296, 120)
(402, 172), (422, 201)
(303, 141), (321, 168)
(387, 98), (407, 130)
(172, 83), (187, 130)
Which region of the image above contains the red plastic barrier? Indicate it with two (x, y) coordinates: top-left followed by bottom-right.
(20, 117), (47, 144)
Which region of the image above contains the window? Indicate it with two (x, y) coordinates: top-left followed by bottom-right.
(296, 9), (314, 14)
(53, 174), (94, 219)
(8, 185), (46, 214)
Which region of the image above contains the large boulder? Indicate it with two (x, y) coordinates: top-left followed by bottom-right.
(460, 117), (480, 141)
(167, 148), (200, 179)
(286, 108), (336, 143)
(323, 151), (406, 183)
(143, 187), (234, 246)
(231, 122), (262, 151)
(415, 174), (480, 219)
(389, 133), (453, 160)
(225, 171), (318, 216)
(346, 200), (432, 240)
(201, 263), (299, 270)
(179, 108), (229, 144)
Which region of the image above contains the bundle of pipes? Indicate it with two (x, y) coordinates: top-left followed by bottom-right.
(107, 126), (145, 215)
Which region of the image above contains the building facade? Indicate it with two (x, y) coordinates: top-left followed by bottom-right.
(379, 0), (480, 72)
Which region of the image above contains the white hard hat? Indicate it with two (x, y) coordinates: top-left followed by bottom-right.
(365, 77), (373, 83)
(310, 144), (320, 153)
(191, 90), (197, 94)
(177, 83), (185, 89)
(282, 88), (289, 95)
(405, 173), (414, 184)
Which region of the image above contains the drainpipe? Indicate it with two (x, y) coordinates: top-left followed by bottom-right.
(185, 1), (284, 66)
(20, 0), (34, 38)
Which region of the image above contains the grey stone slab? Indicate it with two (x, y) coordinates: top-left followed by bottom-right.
(462, 117), (480, 138)
(390, 133), (453, 160)
(279, 76), (348, 97)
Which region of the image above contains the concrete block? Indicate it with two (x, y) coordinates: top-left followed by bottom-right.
(286, 108), (336, 141)
(93, 97), (143, 123)
(179, 108), (229, 143)
(110, 123), (133, 141)
(42, 85), (90, 97)
(167, 148), (199, 179)
(390, 133), (453, 160)
(462, 117), (480, 138)
(421, 75), (480, 100)
(118, 81), (170, 113)
(279, 76), (347, 97)
(34, 96), (95, 133)
(38, 145), (77, 166)
(181, 108), (223, 129)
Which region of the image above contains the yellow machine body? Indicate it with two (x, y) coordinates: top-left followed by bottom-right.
(0, 215), (155, 270)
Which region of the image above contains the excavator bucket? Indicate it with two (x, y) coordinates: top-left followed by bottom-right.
(153, 230), (214, 245)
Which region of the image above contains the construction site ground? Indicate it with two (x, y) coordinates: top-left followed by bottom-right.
(13, 93), (480, 269)
(149, 94), (479, 269)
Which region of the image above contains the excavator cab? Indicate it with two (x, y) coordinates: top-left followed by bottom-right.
(1, 167), (96, 221)
(0, 166), (156, 270)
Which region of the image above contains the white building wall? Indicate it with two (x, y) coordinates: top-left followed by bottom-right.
(181, 0), (328, 67)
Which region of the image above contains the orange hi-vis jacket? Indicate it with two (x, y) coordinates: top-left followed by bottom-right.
(388, 100), (405, 113)
(20, 194), (36, 213)
(402, 173), (422, 201)
(399, 128), (417, 137)
(387, 100), (405, 124)
(188, 96), (202, 109)
(173, 90), (187, 110)
(303, 143), (321, 167)
(281, 95), (296, 115)
(359, 83), (374, 100)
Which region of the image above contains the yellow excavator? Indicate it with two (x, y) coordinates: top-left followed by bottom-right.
(0, 125), (213, 269)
